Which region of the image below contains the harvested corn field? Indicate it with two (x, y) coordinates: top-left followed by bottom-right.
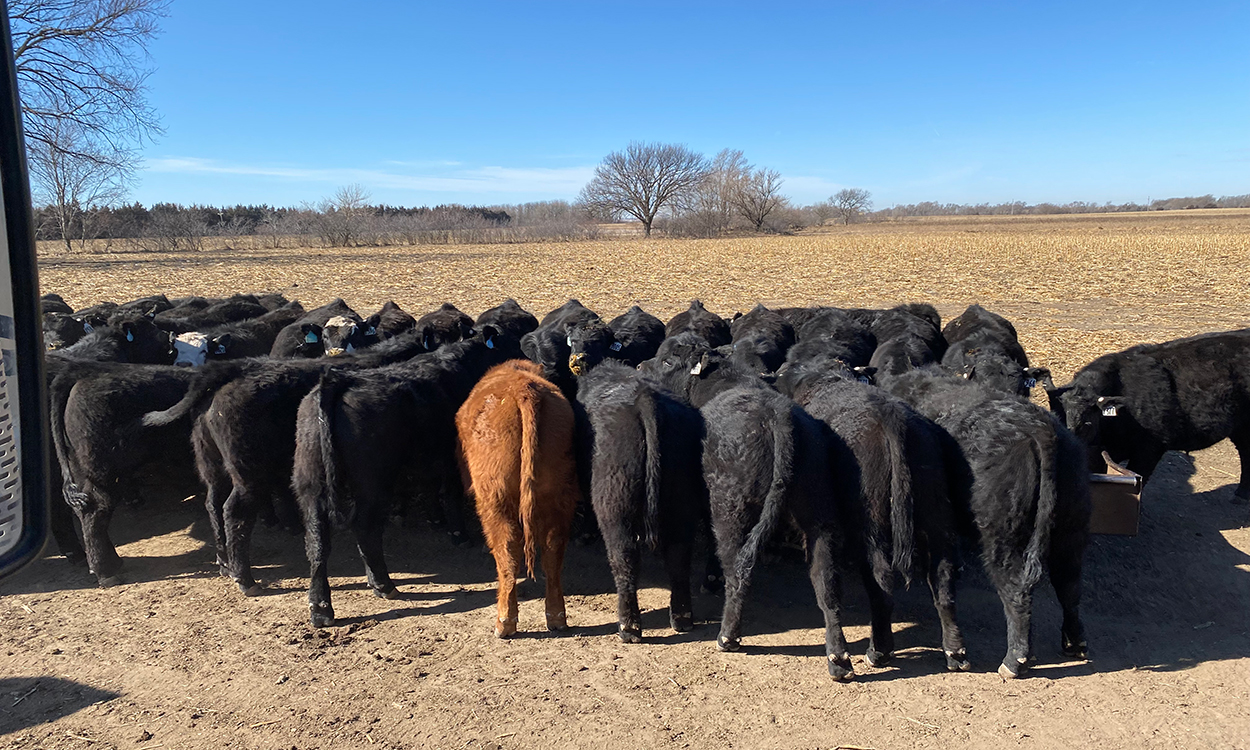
(4, 209), (1250, 750)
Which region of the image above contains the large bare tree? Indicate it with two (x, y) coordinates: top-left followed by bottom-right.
(10, 0), (167, 159)
(684, 148), (750, 236)
(732, 167), (786, 232)
(578, 142), (709, 237)
(831, 187), (872, 225)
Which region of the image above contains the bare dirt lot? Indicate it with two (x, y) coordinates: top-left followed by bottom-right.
(4, 211), (1250, 749)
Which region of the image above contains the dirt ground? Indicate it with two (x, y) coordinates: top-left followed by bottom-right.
(3, 211), (1250, 749)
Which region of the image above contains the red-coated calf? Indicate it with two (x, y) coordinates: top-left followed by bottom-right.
(455, 360), (579, 638)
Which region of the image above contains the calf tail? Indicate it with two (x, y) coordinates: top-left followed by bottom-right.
(517, 383), (542, 578)
(886, 412), (915, 588)
(315, 371), (353, 527)
(46, 371), (87, 510)
(636, 388), (664, 551)
(734, 405), (795, 585)
(142, 361), (245, 427)
(1023, 427), (1059, 589)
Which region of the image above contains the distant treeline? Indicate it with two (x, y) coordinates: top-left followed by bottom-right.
(32, 192), (1250, 252)
(871, 194), (1250, 219)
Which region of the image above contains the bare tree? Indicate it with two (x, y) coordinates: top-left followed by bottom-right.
(831, 188), (872, 225)
(732, 168), (787, 232)
(807, 200), (836, 226)
(577, 142), (709, 237)
(683, 148), (750, 236)
(313, 184), (373, 247)
(10, 0), (168, 159)
(28, 120), (129, 252)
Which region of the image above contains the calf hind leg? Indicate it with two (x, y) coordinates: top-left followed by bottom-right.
(541, 532), (569, 632)
(662, 540), (694, 632)
(598, 514), (644, 642)
(808, 529), (853, 681)
(859, 566), (896, 668)
(1231, 431), (1250, 501)
(926, 550), (970, 671)
(996, 584), (1035, 679)
(1050, 546), (1087, 659)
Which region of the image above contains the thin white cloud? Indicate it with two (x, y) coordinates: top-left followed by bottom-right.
(144, 157), (595, 196)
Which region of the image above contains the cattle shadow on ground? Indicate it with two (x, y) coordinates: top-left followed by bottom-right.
(0, 677), (121, 735)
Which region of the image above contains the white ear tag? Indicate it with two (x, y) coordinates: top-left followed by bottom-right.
(610, 341), (622, 352)
(1102, 405), (1119, 417)
(690, 361), (704, 376)
(566, 335), (573, 346)
(1024, 378), (1037, 389)
(304, 331), (319, 343)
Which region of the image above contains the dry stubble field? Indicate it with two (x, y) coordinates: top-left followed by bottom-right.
(3, 210), (1249, 749)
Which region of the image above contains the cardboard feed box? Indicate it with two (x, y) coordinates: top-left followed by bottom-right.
(1088, 451), (1143, 535)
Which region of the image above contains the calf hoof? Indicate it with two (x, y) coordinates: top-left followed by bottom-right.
(309, 602), (335, 629)
(716, 634), (740, 653)
(945, 650), (972, 672)
(1234, 486), (1250, 503)
(495, 618), (518, 639)
(865, 647), (893, 668)
(239, 581), (265, 597)
(618, 625), (642, 644)
(1062, 636), (1088, 660)
(546, 611), (568, 631)
(997, 657), (1029, 680)
(96, 574), (124, 588)
(373, 585), (400, 600)
(671, 612), (694, 633)
(827, 654), (855, 682)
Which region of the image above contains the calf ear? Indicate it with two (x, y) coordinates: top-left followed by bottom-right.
(421, 326), (435, 351)
(1096, 395), (1127, 417)
(300, 323), (321, 343)
(480, 324), (499, 349)
(1028, 367), (1055, 390)
(211, 333), (232, 355)
(459, 318), (476, 341)
(731, 311), (742, 321)
(853, 366), (877, 384)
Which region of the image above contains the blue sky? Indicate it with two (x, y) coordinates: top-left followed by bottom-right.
(133, 1), (1249, 209)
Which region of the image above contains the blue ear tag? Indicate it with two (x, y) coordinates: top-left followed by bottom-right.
(216, 344), (227, 354)
(83, 322), (94, 333)
(125, 330), (134, 342)
(365, 326), (376, 336)
(1024, 378), (1037, 389)
(566, 335), (573, 346)
(610, 341), (622, 352)
(856, 376), (871, 384)
(486, 338), (494, 349)
(304, 331), (319, 343)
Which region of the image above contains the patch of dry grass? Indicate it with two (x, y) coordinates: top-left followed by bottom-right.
(36, 208), (1250, 382)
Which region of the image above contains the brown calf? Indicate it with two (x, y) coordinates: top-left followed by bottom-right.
(455, 360), (580, 637)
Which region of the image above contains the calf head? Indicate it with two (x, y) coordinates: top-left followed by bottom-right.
(567, 320), (618, 376)
(959, 354), (1050, 398)
(116, 316), (177, 364)
(173, 331), (210, 367)
(293, 323), (324, 358)
(43, 313), (90, 350)
(322, 315), (376, 356)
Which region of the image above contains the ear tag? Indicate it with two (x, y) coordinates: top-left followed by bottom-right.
(857, 376), (871, 384)
(690, 361), (704, 376)
(486, 338), (495, 349)
(1102, 405), (1119, 417)
(566, 335), (573, 347)
(125, 330), (134, 342)
(216, 344), (227, 354)
(1024, 378), (1037, 389)
(610, 341), (622, 352)
(83, 322), (94, 333)
(365, 326), (376, 336)
(304, 331), (319, 343)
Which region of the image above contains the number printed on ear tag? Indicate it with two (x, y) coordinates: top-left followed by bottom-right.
(1024, 378), (1037, 389)
(1102, 405), (1119, 417)
(857, 376), (871, 384)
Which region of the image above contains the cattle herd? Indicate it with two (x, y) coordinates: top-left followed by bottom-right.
(38, 290), (1250, 682)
